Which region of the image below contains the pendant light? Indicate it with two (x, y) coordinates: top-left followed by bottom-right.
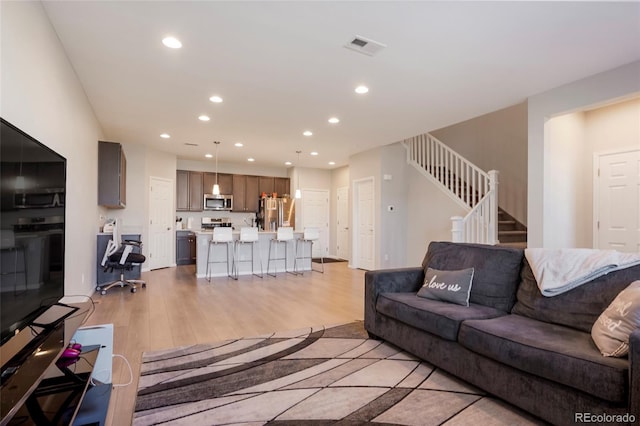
(295, 150), (302, 199)
(213, 141), (221, 195)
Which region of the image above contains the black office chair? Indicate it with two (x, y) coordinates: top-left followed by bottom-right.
(97, 219), (146, 294)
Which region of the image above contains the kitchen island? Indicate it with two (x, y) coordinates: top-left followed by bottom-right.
(195, 230), (311, 278)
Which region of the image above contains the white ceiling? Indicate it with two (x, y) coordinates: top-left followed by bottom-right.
(42, 1), (640, 169)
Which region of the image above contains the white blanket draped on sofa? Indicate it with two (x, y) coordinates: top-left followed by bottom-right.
(525, 248), (640, 297)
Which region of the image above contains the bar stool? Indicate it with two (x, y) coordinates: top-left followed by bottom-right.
(295, 227), (324, 274)
(233, 227), (263, 279)
(267, 227), (297, 277)
(206, 227), (234, 282)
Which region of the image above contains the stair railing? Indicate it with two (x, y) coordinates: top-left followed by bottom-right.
(403, 133), (499, 244)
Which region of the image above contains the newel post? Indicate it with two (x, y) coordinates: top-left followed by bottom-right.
(488, 170), (499, 245)
(451, 216), (464, 243)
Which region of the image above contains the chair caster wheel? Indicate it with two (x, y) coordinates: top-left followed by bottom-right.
(131, 288), (137, 293)
(96, 286), (102, 292)
(142, 283), (146, 288)
(101, 290), (106, 295)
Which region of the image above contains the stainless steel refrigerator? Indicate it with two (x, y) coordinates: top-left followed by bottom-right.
(258, 197), (295, 231)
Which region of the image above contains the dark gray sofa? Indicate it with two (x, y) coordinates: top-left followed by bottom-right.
(365, 241), (640, 425)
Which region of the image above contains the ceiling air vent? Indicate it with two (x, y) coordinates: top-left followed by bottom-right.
(344, 35), (386, 57)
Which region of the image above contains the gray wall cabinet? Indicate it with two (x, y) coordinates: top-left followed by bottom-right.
(98, 141), (126, 208)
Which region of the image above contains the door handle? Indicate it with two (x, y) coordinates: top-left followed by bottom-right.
(167, 227), (171, 230)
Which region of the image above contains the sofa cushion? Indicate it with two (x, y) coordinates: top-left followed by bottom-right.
(376, 292), (507, 341)
(459, 314), (629, 403)
(421, 241), (523, 312)
(592, 280), (640, 357)
(417, 267), (475, 306)
(512, 259), (640, 333)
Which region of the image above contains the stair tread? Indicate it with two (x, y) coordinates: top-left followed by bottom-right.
(498, 230), (528, 235)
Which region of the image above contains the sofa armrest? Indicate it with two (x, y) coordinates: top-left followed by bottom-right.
(629, 329), (640, 416)
(364, 267), (424, 333)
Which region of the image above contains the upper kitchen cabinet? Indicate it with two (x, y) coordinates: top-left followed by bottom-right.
(232, 174), (259, 212)
(98, 141), (126, 208)
(176, 170), (203, 211)
(203, 172), (233, 195)
(274, 177), (290, 198)
(258, 176), (274, 196)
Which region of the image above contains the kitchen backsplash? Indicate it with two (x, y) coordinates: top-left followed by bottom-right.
(176, 210), (257, 231)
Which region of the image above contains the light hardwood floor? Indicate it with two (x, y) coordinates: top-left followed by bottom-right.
(83, 262), (366, 425)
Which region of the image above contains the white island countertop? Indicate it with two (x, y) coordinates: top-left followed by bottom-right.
(195, 230), (308, 278)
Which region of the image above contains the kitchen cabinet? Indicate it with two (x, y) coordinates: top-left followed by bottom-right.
(176, 231), (196, 265)
(176, 170), (204, 211)
(203, 172), (233, 195)
(274, 177), (290, 197)
(258, 176), (274, 196)
(98, 141), (126, 208)
(232, 174), (260, 212)
(189, 171), (203, 211)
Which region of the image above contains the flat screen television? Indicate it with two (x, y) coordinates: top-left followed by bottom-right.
(0, 118), (66, 345)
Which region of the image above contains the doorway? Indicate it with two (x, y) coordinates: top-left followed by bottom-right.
(352, 177), (375, 270)
(594, 148), (640, 252)
(149, 176), (174, 269)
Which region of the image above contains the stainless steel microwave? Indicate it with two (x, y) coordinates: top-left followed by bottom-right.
(203, 194), (233, 211)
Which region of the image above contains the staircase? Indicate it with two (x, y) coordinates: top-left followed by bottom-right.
(404, 133), (526, 246)
(498, 208), (528, 248)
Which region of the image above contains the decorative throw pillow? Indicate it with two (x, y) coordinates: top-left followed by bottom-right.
(591, 280), (640, 357)
(417, 267), (474, 307)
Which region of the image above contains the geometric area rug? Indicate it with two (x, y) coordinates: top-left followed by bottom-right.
(133, 322), (546, 425)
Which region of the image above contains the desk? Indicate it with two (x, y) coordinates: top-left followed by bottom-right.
(195, 230), (311, 278)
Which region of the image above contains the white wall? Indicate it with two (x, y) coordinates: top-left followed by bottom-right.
(528, 60), (640, 248)
(546, 112), (590, 248)
(1, 1), (105, 296)
(431, 102), (528, 225)
(105, 142), (177, 264)
(545, 97), (640, 248)
(380, 143), (408, 268)
(177, 159), (287, 177)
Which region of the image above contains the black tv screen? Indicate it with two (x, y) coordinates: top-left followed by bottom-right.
(0, 118), (66, 345)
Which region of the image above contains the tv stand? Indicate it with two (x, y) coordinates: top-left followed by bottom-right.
(0, 302), (113, 426)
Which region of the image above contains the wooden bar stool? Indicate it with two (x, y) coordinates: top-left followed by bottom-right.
(206, 227), (234, 282)
(267, 227), (297, 277)
(233, 227), (263, 279)
(295, 227), (324, 274)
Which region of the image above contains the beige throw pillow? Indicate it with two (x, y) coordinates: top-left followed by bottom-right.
(591, 280), (640, 357)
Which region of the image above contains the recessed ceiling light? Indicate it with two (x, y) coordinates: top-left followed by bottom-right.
(234, 142), (243, 147)
(310, 151), (318, 156)
(303, 130), (313, 137)
(205, 154), (213, 158)
(285, 161), (292, 166)
(162, 36), (182, 49)
(209, 95), (223, 103)
(328, 117), (340, 124)
(355, 85), (369, 94)
(198, 115), (210, 121)
(160, 133), (170, 139)
(329, 161), (335, 165)
(247, 158), (255, 162)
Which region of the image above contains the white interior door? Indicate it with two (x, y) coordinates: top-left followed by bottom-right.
(336, 186), (350, 260)
(301, 189), (329, 258)
(353, 178), (375, 270)
(594, 149), (640, 252)
(149, 177), (174, 269)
